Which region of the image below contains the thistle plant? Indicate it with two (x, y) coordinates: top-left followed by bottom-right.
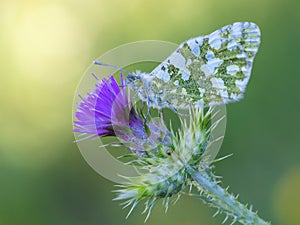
(73, 73), (270, 225)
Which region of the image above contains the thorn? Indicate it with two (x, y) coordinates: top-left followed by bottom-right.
(210, 115), (226, 130)
(206, 136), (224, 149)
(173, 194), (181, 205)
(230, 218), (237, 225)
(117, 153), (135, 159)
(213, 153), (233, 163)
(144, 203), (154, 222)
(165, 197), (170, 213)
(122, 200), (133, 209)
(211, 109), (221, 119)
(126, 201), (139, 219)
(98, 142), (123, 148)
(222, 215), (229, 224)
(117, 174), (131, 180)
(249, 205), (253, 211)
(114, 184), (126, 188)
(142, 200), (149, 214)
(213, 210), (220, 217)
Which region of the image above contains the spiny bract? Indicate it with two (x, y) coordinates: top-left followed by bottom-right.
(114, 108), (217, 221)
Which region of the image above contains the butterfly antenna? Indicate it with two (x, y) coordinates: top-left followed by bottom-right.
(93, 60), (132, 75)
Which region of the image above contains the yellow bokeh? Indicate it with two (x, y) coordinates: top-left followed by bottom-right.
(0, 1), (93, 168)
(273, 166), (300, 225)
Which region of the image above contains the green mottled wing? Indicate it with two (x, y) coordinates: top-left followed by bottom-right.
(150, 22), (261, 108)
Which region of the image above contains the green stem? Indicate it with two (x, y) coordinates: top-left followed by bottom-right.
(185, 165), (270, 225)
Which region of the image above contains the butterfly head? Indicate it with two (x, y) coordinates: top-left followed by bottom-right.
(126, 71), (157, 106)
(126, 72), (146, 91)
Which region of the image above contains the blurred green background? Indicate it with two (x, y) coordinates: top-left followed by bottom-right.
(1, 0), (300, 224)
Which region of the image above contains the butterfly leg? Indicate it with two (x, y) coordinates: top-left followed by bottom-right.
(166, 101), (190, 117)
(144, 98), (151, 120)
(158, 109), (164, 121)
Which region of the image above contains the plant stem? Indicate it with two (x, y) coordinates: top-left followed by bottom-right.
(185, 165), (270, 225)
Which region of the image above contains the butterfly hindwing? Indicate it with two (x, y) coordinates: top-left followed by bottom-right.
(150, 22), (261, 108)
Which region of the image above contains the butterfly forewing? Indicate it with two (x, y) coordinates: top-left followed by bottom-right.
(150, 22), (260, 108)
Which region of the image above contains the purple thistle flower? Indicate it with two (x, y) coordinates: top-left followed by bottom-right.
(73, 73), (171, 155)
(73, 73), (129, 138)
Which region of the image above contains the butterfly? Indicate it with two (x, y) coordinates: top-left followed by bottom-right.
(96, 22), (261, 111)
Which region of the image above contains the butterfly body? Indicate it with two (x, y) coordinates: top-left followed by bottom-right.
(126, 71), (170, 109)
(126, 22), (260, 109)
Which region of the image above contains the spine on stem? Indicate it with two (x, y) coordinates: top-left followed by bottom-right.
(186, 165), (270, 225)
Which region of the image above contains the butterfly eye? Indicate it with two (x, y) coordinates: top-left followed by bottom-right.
(126, 74), (136, 83)
(136, 78), (142, 85)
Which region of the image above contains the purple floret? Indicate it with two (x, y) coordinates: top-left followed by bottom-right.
(73, 73), (129, 138)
